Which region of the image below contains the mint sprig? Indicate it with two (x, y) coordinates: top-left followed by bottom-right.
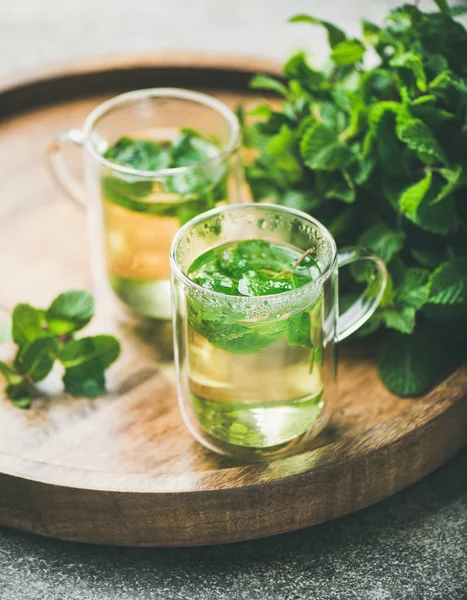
(0, 291), (120, 408)
(241, 1), (467, 396)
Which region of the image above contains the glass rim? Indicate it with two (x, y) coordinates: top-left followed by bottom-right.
(170, 203), (338, 305)
(81, 88), (240, 178)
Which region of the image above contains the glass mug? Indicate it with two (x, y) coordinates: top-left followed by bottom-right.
(170, 204), (387, 462)
(48, 88), (241, 320)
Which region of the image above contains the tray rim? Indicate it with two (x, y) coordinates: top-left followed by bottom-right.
(0, 51), (284, 120)
(0, 51), (284, 92)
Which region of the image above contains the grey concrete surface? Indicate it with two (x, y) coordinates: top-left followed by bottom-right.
(0, 1), (466, 599)
(0, 449), (466, 600)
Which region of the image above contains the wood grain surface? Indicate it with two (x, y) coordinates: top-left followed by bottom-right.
(0, 53), (466, 547)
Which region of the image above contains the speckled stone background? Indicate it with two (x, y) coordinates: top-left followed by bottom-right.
(0, 1), (466, 599)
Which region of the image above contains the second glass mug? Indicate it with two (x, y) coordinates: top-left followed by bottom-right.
(47, 88), (241, 320)
(170, 204), (387, 462)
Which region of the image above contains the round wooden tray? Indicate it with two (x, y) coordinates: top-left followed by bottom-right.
(0, 53), (466, 547)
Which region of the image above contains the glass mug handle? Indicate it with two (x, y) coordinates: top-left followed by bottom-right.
(336, 247), (387, 342)
(46, 129), (86, 207)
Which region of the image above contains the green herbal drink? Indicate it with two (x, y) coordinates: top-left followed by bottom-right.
(187, 239), (324, 451)
(101, 130), (227, 318)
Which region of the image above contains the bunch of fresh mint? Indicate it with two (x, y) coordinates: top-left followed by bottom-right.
(240, 0), (467, 396)
(0, 291), (120, 408)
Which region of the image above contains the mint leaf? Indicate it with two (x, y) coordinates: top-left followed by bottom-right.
(101, 175), (155, 212)
(352, 155), (375, 186)
(398, 268), (431, 309)
(431, 165), (467, 204)
(287, 312), (313, 349)
(428, 70), (452, 92)
(300, 124), (354, 171)
(104, 137), (171, 171)
(359, 222), (405, 264)
(46, 290), (94, 335)
(63, 370), (106, 399)
(281, 189), (321, 213)
(385, 6), (416, 35)
(331, 39), (365, 66)
(250, 74), (288, 97)
(323, 171), (356, 203)
(59, 335), (120, 379)
(14, 338), (59, 382)
(247, 104), (273, 118)
(383, 306), (416, 334)
(411, 248), (447, 268)
(378, 328), (445, 396)
(5, 382), (33, 409)
(372, 108), (407, 178)
(368, 102), (401, 133)
(434, 0), (450, 13)
(450, 5), (467, 17)
(399, 170), (432, 220)
(396, 116), (448, 165)
(429, 260), (467, 304)
(289, 14), (346, 48)
(312, 101), (342, 132)
(0, 362), (22, 386)
(362, 20), (381, 45)
(414, 193), (455, 235)
(390, 52), (427, 92)
(382, 269), (430, 334)
(12, 304), (45, 346)
(283, 53), (325, 93)
(170, 129), (216, 167)
(189, 304), (287, 354)
(266, 125), (301, 174)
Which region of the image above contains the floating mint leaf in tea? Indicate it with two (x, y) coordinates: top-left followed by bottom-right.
(185, 238), (325, 450)
(188, 239), (320, 298)
(101, 129), (229, 319)
(103, 137), (172, 171)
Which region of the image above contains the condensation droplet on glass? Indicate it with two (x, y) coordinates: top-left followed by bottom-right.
(270, 217), (281, 230)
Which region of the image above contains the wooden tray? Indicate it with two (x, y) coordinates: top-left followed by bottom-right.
(0, 53), (466, 547)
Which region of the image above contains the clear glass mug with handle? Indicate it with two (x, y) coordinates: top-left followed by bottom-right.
(47, 88), (241, 320)
(170, 204), (387, 462)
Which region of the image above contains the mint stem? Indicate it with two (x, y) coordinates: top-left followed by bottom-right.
(292, 248), (312, 269)
(272, 248), (313, 280)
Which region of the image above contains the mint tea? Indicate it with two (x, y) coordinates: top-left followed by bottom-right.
(185, 239), (326, 454)
(171, 204), (386, 461)
(49, 89), (242, 321)
(101, 130), (229, 319)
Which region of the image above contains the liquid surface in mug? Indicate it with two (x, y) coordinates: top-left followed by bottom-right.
(187, 239), (325, 450)
(101, 130), (227, 318)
